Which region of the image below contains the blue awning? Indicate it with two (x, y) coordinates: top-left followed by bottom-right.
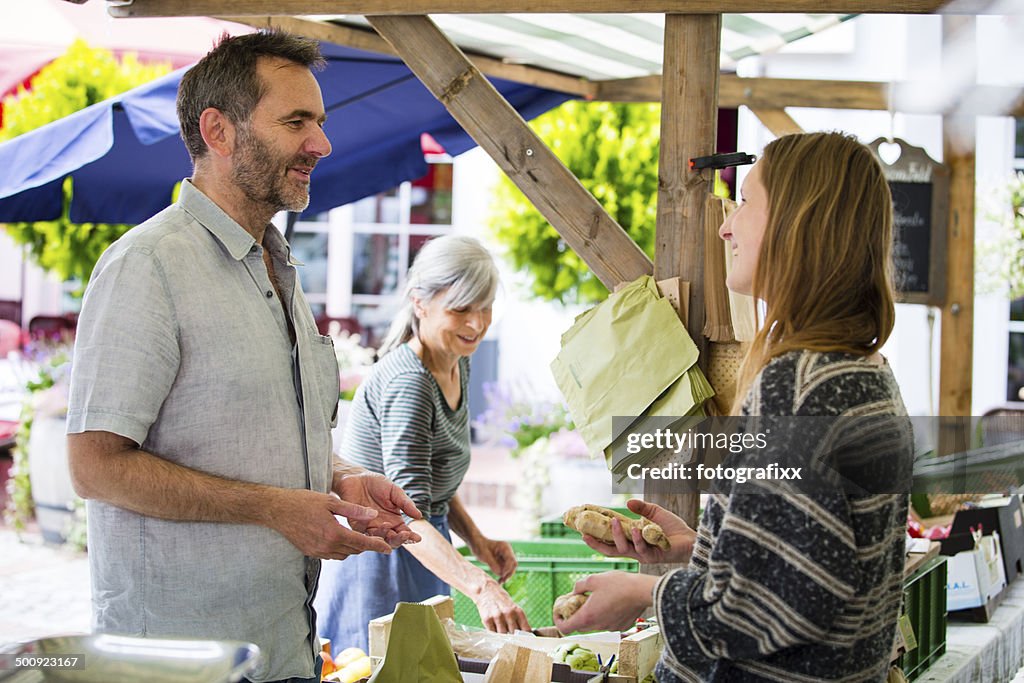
(0, 41), (573, 224)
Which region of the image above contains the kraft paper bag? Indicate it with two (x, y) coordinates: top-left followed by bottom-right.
(604, 369), (714, 476)
(368, 602), (462, 683)
(552, 275), (713, 459)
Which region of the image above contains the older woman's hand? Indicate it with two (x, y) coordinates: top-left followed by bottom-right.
(475, 580), (531, 634)
(471, 537), (517, 583)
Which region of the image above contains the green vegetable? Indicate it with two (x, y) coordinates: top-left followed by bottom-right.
(565, 649), (600, 672)
(552, 643), (600, 672)
(552, 642), (579, 663)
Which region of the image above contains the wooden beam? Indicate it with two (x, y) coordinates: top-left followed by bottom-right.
(597, 74), (1024, 117)
(223, 15), (597, 99)
(594, 76), (663, 103)
(366, 14), (652, 289)
(108, 0), (1006, 18)
(937, 15), (976, 455)
(748, 107), (804, 137)
(721, 75), (889, 111)
(599, 74), (890, 106)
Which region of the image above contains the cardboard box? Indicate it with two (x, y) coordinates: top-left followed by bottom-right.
(944, 531), (1007, 616)
(950, 494), (1024, 585)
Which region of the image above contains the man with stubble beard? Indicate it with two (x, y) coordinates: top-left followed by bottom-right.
(65, 32), (422, 683)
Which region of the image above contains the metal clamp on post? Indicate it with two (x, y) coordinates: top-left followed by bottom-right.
(689, 152), (756, 171)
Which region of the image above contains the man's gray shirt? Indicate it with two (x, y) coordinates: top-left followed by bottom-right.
(67, 180), (339, 682)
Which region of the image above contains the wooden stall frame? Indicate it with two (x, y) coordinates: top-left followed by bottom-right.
(96, 0), (1015, 540)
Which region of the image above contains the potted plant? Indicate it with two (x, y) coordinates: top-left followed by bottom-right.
(3, 336), (84, 548)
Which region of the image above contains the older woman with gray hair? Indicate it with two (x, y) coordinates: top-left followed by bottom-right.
(314, 235), (529, 652)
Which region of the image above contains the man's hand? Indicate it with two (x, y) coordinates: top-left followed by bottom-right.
(553, 571), (657, 635)
(333, 470), (422, 548)
(471, 537), (517, 584)
(581, 499), (696, 565)
(266, 488), (395, 560)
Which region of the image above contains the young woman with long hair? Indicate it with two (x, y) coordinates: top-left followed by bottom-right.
(555, 132), (913, 683)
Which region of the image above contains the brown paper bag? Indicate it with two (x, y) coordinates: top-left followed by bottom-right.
(483, 643), (552, 683)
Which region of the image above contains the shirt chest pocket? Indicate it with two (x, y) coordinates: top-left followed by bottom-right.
(309, 334), (342, 428)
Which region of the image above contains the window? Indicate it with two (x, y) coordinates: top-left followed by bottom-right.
(1009, 122), (1024, 401)
(289, 213), (331, 319)
(1009, 298), (1024, 402)
(281, 159), (457, 346)
(1015, 118), (1024, 169)
(346, 160), (455, 346)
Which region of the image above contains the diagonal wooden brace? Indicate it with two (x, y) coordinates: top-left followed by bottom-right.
(368, 14), (653, 291)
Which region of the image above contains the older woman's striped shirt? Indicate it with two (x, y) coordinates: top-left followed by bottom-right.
(340, 343), (471, 519)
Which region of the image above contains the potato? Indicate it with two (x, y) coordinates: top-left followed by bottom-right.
(552, 592), (588, 621)
(562, 504), (670, 551)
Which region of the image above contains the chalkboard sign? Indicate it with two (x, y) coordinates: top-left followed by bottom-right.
(868, 138), (949, 306)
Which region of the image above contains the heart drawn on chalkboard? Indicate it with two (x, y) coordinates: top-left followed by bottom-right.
(877, 141), (902, 166)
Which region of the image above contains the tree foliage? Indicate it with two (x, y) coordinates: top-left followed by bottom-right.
(489, 101), (662, 304)
(1, 40), (171, 289)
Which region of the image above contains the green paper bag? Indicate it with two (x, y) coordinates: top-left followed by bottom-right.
(552, 275), (712, 459)
(368, 602), (462, 683)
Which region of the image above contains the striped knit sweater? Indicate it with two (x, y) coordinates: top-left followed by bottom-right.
(654, 350), (912, 682)
(340, 343), (471, 519)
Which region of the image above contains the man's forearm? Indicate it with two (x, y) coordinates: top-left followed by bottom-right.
(69, 431), (278, 526)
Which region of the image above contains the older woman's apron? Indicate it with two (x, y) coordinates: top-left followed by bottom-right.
(313, 515), (451, 653)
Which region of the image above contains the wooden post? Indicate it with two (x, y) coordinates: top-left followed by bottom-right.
(644, 14), (721, 577)
(937, 16), (975, 455)
(654, 13), (720, 370)
(367, 14), (653, 290)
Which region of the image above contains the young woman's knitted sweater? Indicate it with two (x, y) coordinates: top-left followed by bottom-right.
(654, 350), (912, 682)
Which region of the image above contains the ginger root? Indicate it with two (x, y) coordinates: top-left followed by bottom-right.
(552, 592), (588, 622)
(562, 504), (670, 551)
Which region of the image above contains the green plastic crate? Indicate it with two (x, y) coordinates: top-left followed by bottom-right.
(539, 507), (640, 539)
(452, 538), (638, 628)
(898, 555), (948, 681)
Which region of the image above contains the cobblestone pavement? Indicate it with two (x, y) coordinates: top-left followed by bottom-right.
(0, 527), (91, 644)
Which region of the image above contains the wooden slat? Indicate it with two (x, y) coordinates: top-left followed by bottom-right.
(748, 107), (805, 137)
(108, 0), (1003, 18)
(598, 74), (890, 107)
(937, 16), (975, 456)
(644, 14), (720, 577)
(617, 627), (663, 680)
(366, 14), (652, 289)
(223, 15), (597, 98)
